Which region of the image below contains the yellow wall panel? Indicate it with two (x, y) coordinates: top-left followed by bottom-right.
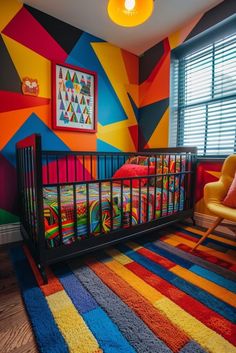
(2, 34), (51, 98)
(92, 42), (137, 126)
(147, 108), (169, 148)
(97, 122), (135, 151)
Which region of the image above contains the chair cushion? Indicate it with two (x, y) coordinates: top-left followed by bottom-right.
(223, 172), (236, 208)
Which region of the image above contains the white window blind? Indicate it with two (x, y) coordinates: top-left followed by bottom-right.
(174, 32), (236, 156)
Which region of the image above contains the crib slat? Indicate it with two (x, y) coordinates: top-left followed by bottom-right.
(83, 155), (85, 181)
(26, 148), (34, 241)
(90, 155), (93, 180)
(138, 178), (141, 224)
(56, 155), (59, 184)
(73, 184), (78, 239)
(178, 155), (182, 212)
(46, 154), (49, 184)
(167, 154), (171, 215)
(74, 155), (77, 182)
(99, 181), (102, 234)
(173, 154), (177, 214)
(121, 180), (124, 228)
(66, 154), (69, 182)
(86, 183), (90, 237)
(110, 181), (113, 231)
(153, 155), (157, 220)
(23, 149), (30, 237)
(130, 180), (133, 227)
(160, 155), (164, 218)
(57, 185), (63, 246)
(29, 147), (37, 242)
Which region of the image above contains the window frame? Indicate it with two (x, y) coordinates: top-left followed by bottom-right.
(170, 14), (236, 158)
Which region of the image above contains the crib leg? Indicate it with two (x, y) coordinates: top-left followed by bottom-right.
(191, 216), (196, 227)
(38, 264), (48, 284)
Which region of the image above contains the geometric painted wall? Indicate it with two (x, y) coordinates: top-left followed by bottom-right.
(1, 0), (235, 226)
(0, 0), (139, 225)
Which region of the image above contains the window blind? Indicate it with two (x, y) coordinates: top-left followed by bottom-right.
(175, 32), (236, 156)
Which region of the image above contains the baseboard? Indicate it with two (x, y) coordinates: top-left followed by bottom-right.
(194, 212), (236, 236)
(0, 222), (22, 245)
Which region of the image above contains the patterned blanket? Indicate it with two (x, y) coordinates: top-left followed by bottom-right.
(43, 183), (184, 248)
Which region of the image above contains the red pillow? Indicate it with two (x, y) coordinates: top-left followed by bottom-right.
(112, 164), (155, 188)
(223, 172), (236, 208)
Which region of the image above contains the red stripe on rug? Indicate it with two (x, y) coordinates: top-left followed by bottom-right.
(86, 258), (189, 353)
(137, 247), (176, 269)
(174, 231), (199, 243)
(177, 244), (236, 272)
(125, 261), (236, 346)
(23, 245), (63, 296)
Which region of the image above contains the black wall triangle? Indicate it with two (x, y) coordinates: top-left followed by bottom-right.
(0, 35), (21, 93)
(25, 5), (83, 55)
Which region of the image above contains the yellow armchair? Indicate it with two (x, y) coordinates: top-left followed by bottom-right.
(192, 154), (236, 251)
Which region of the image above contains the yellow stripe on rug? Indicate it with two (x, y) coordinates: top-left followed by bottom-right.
(105, 247), (133, 265)
(47, 290), (102, 353)
(125, 241), (143, 251)
(183, 226), (236, 247)
(103, 251), (163, 304)
(163, 234), (236, 264)
(154, 297), (236, 353)
(170, 265), (236, 307)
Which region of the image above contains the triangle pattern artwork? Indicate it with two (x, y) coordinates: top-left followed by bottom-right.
(54, 64), (94, 131)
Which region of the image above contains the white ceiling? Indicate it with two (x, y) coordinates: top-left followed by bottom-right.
(24, 0), (223, 55)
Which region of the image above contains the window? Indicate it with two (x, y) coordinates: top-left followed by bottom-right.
(171, 17), (236, 156)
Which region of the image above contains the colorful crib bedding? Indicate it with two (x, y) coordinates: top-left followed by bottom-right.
(43, 183), (184, 248)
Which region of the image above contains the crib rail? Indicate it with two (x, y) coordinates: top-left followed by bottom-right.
(16, 134), (197, 282)
(41, 148), (197, 248)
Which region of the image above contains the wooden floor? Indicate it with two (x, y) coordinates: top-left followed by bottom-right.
(0, 246), (38, 353)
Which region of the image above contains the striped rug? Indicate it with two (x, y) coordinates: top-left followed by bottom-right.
(10, 225), (236, 353)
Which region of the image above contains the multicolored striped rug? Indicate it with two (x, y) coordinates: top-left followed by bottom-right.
(10, 225), (236, 353)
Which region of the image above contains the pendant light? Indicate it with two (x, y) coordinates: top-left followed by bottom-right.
(107, 0), (155, 27)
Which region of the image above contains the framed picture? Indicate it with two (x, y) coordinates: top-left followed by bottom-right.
(52, 62), (97, 132)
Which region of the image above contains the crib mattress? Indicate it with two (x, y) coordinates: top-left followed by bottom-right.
(43, 182), (184, 248)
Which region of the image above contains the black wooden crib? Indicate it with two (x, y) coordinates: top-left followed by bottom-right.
(16, 134), (197, 283)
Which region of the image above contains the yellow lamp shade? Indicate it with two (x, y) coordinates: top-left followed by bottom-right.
(107, 0), (154, 27)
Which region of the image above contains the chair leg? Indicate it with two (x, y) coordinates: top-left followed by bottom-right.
(191, 217), (223, 252)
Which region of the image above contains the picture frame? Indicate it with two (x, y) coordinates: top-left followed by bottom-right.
(52, 62), (97, 133)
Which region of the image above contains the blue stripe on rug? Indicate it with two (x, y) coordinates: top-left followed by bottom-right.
(84, 307), (136, 353)
(190, 265), (236, 293)
(116, 244), (236, 323)
(140, 241), (193, 269)
(70, 259), (173, 353)
(9, 247), (69, 353)
(53, 263), (136, 353)
(153, 240), (236, 282)
(52, 264), (98, 314)
(139, 241), (236, 291)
